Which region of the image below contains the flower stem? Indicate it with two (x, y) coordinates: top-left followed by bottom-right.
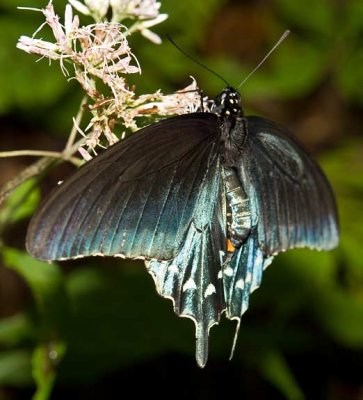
(0, 150), (79, 164)
(64, 95), (87, 155)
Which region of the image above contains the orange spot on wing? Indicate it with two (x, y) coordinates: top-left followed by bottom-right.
(227, 239), (235, 252)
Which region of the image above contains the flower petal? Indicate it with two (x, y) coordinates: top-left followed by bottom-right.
(68, 0), (91, 16)
(141, 28), (161, 44)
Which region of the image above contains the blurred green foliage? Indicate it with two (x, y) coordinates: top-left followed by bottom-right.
(0, 1), (363, 399)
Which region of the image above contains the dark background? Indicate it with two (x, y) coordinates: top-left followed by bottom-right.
(0, 0), (363, 399)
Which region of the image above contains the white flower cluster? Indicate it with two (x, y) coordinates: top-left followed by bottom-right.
(17, 1), (201, 157)
(68, 0), (168, 43)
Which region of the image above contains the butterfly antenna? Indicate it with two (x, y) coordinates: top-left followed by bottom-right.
(237, 30), (290, 89)
(166, 35), (230, 87)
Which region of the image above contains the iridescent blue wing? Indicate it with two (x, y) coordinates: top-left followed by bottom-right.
(223, 228), (272, 321)
(26, 112), (228, 368)
(223, 228), (273, 358)
(223, 115), (339, 357)
(146, 157), (227, 368)
(26, 113), (224, 262)
(239, 116), (339, 255)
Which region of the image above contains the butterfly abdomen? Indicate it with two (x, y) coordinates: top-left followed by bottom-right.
(223, 166), (251, 248)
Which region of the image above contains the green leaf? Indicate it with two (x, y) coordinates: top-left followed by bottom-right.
(0, 15), (68, 115)
(2, 247), (70, 336)
(2, 248), (69, 398)
(244, 41), (325, 100)
(55, 262), (197, 382)
(275, 0), (335, 37)
(314, 289), (363, 347)
(344, 0), (363, 37)
(321, 140), (363, 286)
(0, 313), (35, 347)
(258, 349), (305, 400)
(0, 349), (32, 386)
(337, 49), (363, 105)
(320, 140), (363, 191)
(273, 249), (339, 293)
(0, 178), (40, 228)
(3, 247), (63, 304)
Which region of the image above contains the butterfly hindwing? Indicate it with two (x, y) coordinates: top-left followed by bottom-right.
(223, 228), (272, 321)
(146, 157), (227, 367)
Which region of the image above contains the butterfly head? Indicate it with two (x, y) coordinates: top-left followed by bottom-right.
(211, 87), (243, 118)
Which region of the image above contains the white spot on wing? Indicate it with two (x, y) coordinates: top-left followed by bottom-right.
(183, 278), (196, 292)
(204, 284), (216, 298)
(219, 250), (225, 264)
(236, 279), (245, 290)
(167, 264), (179, 273)
(217, 270), (223, 279)
(224, 266), (234, 277)
(255, 252), (263, 265)
(245, 271), (252, 283)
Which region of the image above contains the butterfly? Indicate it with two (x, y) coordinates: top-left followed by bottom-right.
(26, 86), (339, 367)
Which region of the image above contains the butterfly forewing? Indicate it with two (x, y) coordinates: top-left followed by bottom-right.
(26, 113), (222, 262)
(239, 116), (339, 255)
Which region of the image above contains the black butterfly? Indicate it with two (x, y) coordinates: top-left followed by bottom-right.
(26, 86), (339, 367)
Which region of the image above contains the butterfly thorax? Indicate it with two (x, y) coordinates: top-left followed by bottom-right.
(212, 87), (248, 167)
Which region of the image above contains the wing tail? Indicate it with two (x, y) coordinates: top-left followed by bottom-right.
(146, 221), (226, 367)
(223, 229), (273, 359)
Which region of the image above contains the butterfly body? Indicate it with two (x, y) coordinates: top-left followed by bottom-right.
(26, 87), (339, 367)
